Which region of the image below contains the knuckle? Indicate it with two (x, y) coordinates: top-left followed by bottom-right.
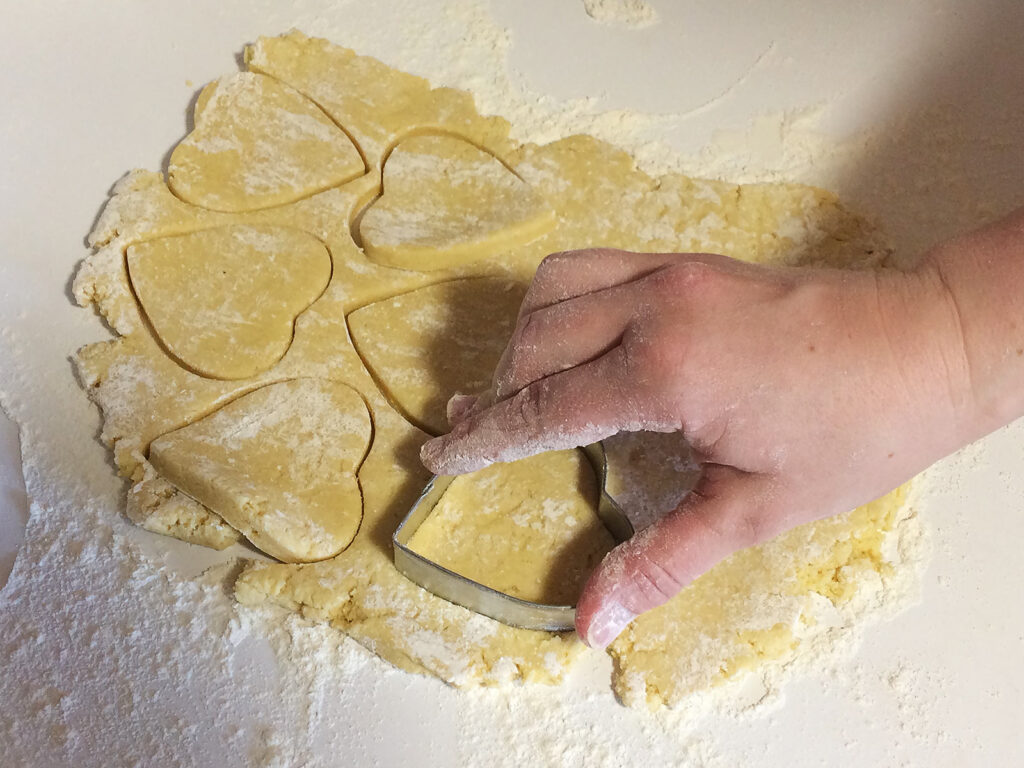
(627, 552), (686, 607)
(701, 472), (775, 549)
(523, 253), (581, 312)
(514, 309), (543, 350)
(663, 260), (716, 294)
(512, 380), (551, 431)
(534, 251), (578, 282)
(535, 248), (617, 284)
(621, 325), (688, 397)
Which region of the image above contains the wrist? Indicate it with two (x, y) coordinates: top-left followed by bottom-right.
(915, 209), (1024, 442)
(867, 265), (978, 455)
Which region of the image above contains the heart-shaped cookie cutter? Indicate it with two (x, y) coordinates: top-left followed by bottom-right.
(392, 443), (634, 631)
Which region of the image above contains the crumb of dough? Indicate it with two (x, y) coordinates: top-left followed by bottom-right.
(126, 470), (241, 550)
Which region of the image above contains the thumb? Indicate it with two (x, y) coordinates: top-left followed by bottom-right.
(575, 465), (779, 649)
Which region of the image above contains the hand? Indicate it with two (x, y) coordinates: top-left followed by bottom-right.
(420, 248), (977, 649)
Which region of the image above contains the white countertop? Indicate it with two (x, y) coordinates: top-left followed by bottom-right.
(1, 2), (1022, 765)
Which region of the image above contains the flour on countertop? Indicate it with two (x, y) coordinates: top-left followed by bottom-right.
(581, 0), (659, 29)
(251, 0), (1021, 263)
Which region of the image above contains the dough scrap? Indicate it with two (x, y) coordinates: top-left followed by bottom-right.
(127, 225), (332, 380)
(72, 32), (914, 702)
(348, 277), (526, 434)
(149, 379), (371, 563)
(360, 134), (556, 270)
(168, 72), (365, 212)
(407, 449), (614, 605)
(607, 484), (910, 709)
(126, 470), (241, 551)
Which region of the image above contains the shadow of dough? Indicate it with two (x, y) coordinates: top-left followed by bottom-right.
(0, 410), (29, 591)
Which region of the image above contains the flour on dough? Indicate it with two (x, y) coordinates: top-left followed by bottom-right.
(607, 483), (910, 708)
(168, 72), (365, 212)
(360, 134), (555, 270)
(149, 379), (371, 563)
(408, 449), (614, 605)
(128, 225), (332, 380)
(73, 31), (913, 704)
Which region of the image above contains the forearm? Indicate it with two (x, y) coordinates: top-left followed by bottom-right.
(918, 206), (1024, 440)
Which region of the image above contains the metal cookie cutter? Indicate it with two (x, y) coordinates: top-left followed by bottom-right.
(392, 443), (634, 631)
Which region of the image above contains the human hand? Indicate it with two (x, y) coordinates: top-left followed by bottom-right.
(420, 248), (977, 649)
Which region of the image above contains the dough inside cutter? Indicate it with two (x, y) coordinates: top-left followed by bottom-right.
(405, 449), (616, 606)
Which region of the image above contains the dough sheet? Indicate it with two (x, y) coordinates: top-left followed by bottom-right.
(73, 31), (910, 703)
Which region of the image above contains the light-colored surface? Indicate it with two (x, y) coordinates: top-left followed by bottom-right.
(1, 1), (1022, 766)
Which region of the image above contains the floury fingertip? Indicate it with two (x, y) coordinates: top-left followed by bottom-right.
(419, 438), (443, 472)
(582, 599), (636, 650)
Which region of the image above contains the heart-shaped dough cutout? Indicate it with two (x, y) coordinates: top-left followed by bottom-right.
(359, 134), (555, 270)
(128, 224), (332, 380)
(149, 379), (371, 563)
(168, 72), (365, 212)
(407, 449), (615, 605)
(348, 277), (526, 434)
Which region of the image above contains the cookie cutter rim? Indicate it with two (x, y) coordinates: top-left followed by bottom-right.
(392, 442), (634, 632)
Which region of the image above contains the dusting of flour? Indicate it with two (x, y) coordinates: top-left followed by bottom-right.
(581, 0), (659, 29)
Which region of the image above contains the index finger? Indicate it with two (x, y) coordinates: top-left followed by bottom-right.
(520, 249), (673, 316)
(420, 346), (647, 475)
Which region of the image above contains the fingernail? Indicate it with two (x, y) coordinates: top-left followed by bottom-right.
(584, 600), (636, 650)
(446, 393), (477, 425)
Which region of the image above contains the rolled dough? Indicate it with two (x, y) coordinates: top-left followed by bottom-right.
(407, 449), (614, 605)
(128, 224), (332, 379)
(73, 31), (912, 704)
(149, 379), (371, 563)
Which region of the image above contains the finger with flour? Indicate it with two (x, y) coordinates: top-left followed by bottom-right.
(493, 282), (642, 400)
(421, 346), (650, 475)
(516, 249), (671, 316)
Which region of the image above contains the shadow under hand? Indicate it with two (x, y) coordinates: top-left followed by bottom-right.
(416, 276), (528, 435)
